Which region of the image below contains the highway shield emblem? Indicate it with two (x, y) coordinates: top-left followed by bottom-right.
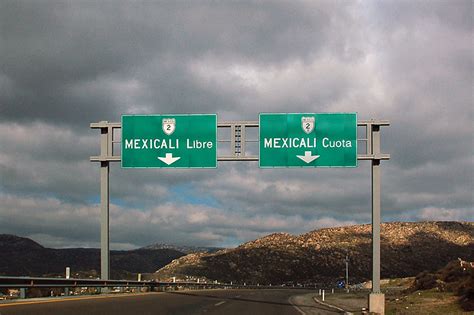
(301, 117), (315, 134)
(162, 118), (176, 136)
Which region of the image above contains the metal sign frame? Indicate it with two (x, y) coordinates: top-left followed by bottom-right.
(91, 118), (390, 313)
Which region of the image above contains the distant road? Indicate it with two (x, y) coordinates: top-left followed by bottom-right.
(0, 289), (340, 315)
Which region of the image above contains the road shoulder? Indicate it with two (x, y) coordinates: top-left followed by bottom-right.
(290, 292), (342, 315)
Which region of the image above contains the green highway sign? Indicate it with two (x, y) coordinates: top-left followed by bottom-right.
(259, 113), (357, 168)
(121, 114), (217, 168)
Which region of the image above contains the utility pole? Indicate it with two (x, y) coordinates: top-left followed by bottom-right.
(345, 254), (349, 293)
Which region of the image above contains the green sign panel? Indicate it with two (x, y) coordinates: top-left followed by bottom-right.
(122, 114), (217, 168)
(259, 113), (357, 168)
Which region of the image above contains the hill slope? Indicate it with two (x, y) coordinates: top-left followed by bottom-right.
(155, 221), (474, 284)
(0, 235), (186, 278)
(141, 243), (223, 254)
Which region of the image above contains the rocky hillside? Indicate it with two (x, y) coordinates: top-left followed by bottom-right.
(140, 243), (223, 254)
(0, 235), (186, 278)
(155, 221), (474, 285)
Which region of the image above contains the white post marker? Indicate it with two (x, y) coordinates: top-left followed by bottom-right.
(65, 267), (70, 296)
(322, 290), (325, 301)
(319, 289), (322, 296)
(138, 273), (141, 281)
(172, 277), (176, 283)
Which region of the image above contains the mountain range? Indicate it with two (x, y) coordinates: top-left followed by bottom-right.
(140, 243), (223, 254)
(1, 221), (472, 284)
(0, 234), (185, 278)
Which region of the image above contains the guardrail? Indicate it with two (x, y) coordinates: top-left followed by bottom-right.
(0, 276), (158, 289)
(0, 276), (316, 299)
(0, 276), (227, 299)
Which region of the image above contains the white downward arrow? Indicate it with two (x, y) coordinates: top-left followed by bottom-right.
(296, 151), (320, 164)
(158, 153), (181, 165)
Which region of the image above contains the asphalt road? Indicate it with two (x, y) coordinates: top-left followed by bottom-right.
(0, 289), (341, 315)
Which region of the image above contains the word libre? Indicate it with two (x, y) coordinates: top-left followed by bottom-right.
(124, 139), (213, 150)
(121, 114), (217, 168)
(259, 113), (357, 168)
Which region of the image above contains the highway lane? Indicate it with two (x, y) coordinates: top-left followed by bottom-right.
(0, 289), (341, 315)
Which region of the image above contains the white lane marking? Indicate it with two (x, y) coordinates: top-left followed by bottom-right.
(214, 301), (226, 306)
(313, 296), (346, 312)
(288, 296), (306, 315)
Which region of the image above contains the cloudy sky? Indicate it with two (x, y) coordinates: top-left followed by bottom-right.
(1, 0), (472, 250)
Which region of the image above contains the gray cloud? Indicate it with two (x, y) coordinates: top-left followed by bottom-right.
(0, 1), (472, 249)
(0, 1), (360, 126)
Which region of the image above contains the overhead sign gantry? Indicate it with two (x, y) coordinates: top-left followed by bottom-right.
(91, 114), (390, 314)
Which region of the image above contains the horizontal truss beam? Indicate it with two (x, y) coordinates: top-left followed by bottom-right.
(90, 120), (390, 162)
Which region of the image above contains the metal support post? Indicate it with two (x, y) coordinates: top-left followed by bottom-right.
(371, 125), (381, 293)
(101, 161), (110, 281)
(372, 159), (381, 293)
(369, 124), (385, 314)
(100, 126), (110, 282)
